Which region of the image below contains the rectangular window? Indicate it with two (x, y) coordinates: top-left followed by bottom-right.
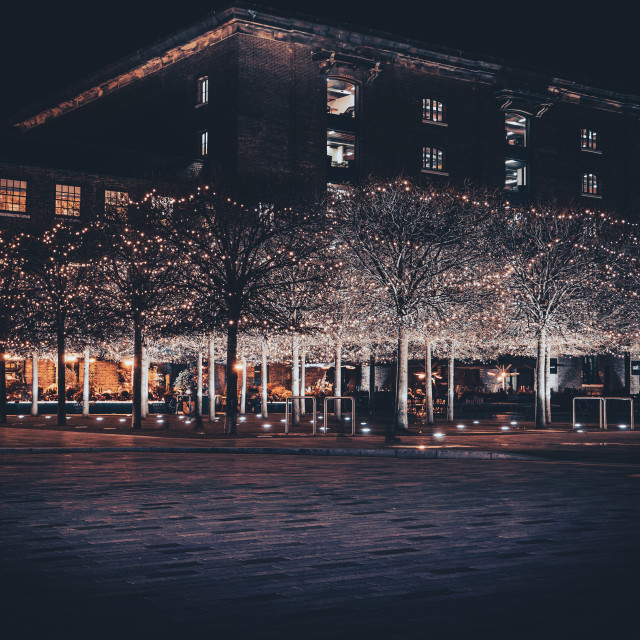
(505, 112), (528, 147)
(422, 147), (444, 172)
(327, 130), (355, 168)
(201, 131), (208, 156)
(422, 98), (444, 123)
(581, 129), (598, 151)
(0, 179), (27, 213)
(55, 184), (81, 217)
(105, 190), (129, 219)
(582, 172), (599, 196)
(197, 76), (208, 105)
(505, 159), (528, 192)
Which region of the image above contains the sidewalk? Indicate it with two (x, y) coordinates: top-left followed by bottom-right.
(2, 413), (640, 464)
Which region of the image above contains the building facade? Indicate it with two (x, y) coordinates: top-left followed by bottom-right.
(5, 4), (640, 223)
(3, 5), (640, 401)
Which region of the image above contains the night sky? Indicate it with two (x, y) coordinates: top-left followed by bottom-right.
(1, 1), (637, 124)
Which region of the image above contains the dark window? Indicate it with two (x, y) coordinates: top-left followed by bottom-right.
(581, 129), (598, 151)
(327, 78), (356, 116)
(422, 147), (445, 172)
(422, 98), (445, 123)
(55, 184), (81, 217)
(505, 159), (528, 191)
(505, 112), (528, 147)
(327, 130), (355, 168)
(0, 179), (26, 213)
(582, 172), (599, 196)
(197, 76), (208, 105)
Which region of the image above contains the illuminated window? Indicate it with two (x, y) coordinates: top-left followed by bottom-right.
(201, 130), (208, 156)
(327, 78), (356, 116)
(0, 179), (27, 214)
(422, 98), (445, 123)
(505, 112), (528, 147)
(55, 184), (81, 217)
(105, 190), (129, 219)
(581, 129), (598, 151)
(197, 76), (208, 105)
(582, 173), (599, 196)
(422, 147), (445, 172)
(327, 130), (355, 168)
(505, 159), (528, 192)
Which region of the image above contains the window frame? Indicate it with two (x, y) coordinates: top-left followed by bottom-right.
(421, 146), (447, 175)
(327, 77), (358, 118)
(197, 76), (209, 106)
(505, 111), (529, 148)
(581, 172), (601, 198)
(104, 189), (129, 219)
(580, 128), (601, 153)
(422, 98), (447, 125)
(200, 130), (209, 157)
(0, 178), (28, 217)
(504, 158), (529, 193)
(55, 184), (81, 218)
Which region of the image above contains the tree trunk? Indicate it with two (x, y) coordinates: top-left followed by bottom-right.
(141, 345), (149, 419)
(395, 326), (409, 432)
(30, 353), (38, 417)
(225, 321), (239, 434)
(0, 342), (7, 423)
(131, 314), (143, 430)
(56, 323), (66, 427)
(261, 339), (268, 418)
(292, 341), (300, 427)
(426, 339), (434, 425)
(300, 347), (306, 415)
(536, 330), (547, 428)
(447, 342), (455, 422)
(240, 356), (247, 415)
(334, 341), (343, 434)
(368, 351), (376, 418)
(82, 346), (90, 417)
(208, 335), (216, 422)
(545, 344), (552, 424)
(194, 350), (204, 430)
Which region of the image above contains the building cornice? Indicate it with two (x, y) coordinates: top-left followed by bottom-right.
(11, 5), (640, 131)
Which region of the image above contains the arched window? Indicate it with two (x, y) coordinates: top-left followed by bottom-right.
(327, 78), (356, 117)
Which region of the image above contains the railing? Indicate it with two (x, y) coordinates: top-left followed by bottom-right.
(284, 396), (317, 435)
(572, 396), (634, 430)
(323, 396), (355, 435)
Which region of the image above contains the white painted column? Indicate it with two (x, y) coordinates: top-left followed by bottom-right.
(82, 346), (90, 417)
(31, 354), (38, 417)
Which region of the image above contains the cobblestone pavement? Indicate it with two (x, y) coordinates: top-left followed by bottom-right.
(1, 453), (639, 639)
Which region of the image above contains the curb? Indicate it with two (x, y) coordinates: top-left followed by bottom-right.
(0, 445), (546, 461)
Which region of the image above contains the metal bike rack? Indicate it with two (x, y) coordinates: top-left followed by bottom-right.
(285, 396), (317, 435)
(572, 397), (603, 430)
(602, 397), (634, 431)
(323, 396), (355, 436)
(573, 396), (635, 430)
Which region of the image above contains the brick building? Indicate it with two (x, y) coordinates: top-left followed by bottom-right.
(3, 4), (640, 399)
(4, 4), (640, 223)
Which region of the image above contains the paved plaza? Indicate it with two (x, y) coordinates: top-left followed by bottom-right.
(1, 443), (639, 639)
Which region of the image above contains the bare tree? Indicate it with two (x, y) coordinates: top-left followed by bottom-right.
(24, 222), (95, 426)
(164, 189), (327, 435)
(490, 206), (616, 427)
(335, 179), (490, 441)
(0, 231), (27, 422)
(93, 199), (185, 429)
